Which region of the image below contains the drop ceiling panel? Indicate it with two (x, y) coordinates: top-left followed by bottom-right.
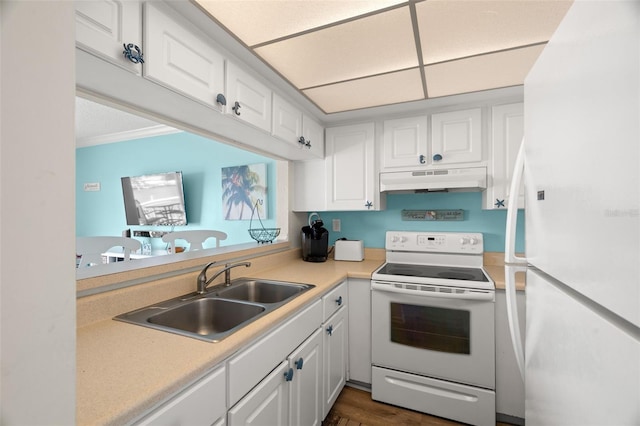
(425, 45), (546, 98)
(255, 6), (418, 89)
(416, 0), (573, 64)
(197, 0), (407, 46)
(303, 68), (424, 113)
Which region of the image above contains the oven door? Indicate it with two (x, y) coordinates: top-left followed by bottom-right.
(371, 280), (495, 389)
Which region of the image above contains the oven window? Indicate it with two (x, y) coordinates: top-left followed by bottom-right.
(390, 303), (470, 354)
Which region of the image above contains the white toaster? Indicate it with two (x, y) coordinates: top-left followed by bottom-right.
(334, 239), (364, 261)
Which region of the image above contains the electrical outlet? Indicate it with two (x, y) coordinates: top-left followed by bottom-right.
(332, 219), (341, 232)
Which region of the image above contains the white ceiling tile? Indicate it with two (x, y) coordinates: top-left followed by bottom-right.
(416, 0), (573, 64)
(196, 0), (407, 46)
(255, 6), (418, 88)
(303, 68), (424, 113)
(424, 44), (545, 98)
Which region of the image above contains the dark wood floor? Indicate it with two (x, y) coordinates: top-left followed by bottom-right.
(323, 386), (512, 426)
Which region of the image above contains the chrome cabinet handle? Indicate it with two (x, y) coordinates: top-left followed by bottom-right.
(232, 101), (241, 116)
(122, 43), (144, 64)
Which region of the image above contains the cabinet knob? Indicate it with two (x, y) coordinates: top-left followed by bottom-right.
(298, 136), (311, 149)
(232, 101), (241, 116)
(433, 153), (443, 162)
(295, 357), (304, 370)
(335, 296), (342, 306)
(419, 154), (426, 164)
(365, 201), (373, 209)
(284, 368), (294, 381)
(326, 325), (333, 336)
(122, 43), (144, 64)
(495, 199), (505, 208)
(216, 93), (227, 106)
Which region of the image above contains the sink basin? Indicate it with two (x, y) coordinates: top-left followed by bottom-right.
(114, 278), (314, 342)
(215, 279), (314, 304)
(148, 298), (265, 337)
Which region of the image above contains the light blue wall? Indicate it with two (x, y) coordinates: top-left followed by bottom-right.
(305, 192), (525, 253)
(76, 132), (276, 250)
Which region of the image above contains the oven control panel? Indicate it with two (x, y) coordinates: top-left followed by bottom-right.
(386, 231), (484, 254)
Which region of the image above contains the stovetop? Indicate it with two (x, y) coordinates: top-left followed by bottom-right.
(375, 263), (489, 282)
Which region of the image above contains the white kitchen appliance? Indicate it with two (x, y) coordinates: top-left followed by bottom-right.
(504, 1), (640, 424)
(371, 231), (495, 426)
(334, 239), (364, 261)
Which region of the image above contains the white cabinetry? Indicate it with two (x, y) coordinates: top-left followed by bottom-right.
(75, 0), (142, 74)
(136, 366), (226, 425)
(382, 116), (428, 169)
(347, 278), (372, 385)
(483, 103), (525, 210)
(226, 62), (272, 132)
(288, 328), (324, 426)
(272, 93), (324, 158)
(321, 281), (348, 418)
(325, 123), (383, 211)
(495, 289), (526, 420)
(144, 2), (226, 112)
(431, 108), (483, 165)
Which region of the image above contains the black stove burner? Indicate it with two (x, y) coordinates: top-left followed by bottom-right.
(376, 263), (489, 282)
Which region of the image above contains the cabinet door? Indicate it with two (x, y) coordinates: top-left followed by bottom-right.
(228, 360), (290, 426)
(431, 108), (482, 165)
(322, 306), (347, 419)
(75, 0), (142, 74)
(289, 328), (323, 426)
(226, 62), (272, 132)
(292, 159), (327, 212)
(272, 93), (302, 145)
(144, 2), (225, 112)
(382, 116), (428, 170)
(347, 279), (371, 385)
(302, 114), (325, 158)
(484, 103), (525, 210)
(325, 123), (380, 211)
(136, 366), (226, 425)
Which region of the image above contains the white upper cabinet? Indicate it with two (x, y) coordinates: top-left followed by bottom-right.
(226, 61), (272, 132)
(382, 116), (429, 169)
(431, 108), (483, 165)
(143, 2), (226, 112)
(325, 123), (383, 211)
(272, 94), (324, 158)
(75, 0), (142, 74)
(484, 103), (525, 210)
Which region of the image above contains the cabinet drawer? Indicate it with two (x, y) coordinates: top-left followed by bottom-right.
(136, 366), (226, 425)
(323, 281), (348, 322)
(228, 300), (322, 406)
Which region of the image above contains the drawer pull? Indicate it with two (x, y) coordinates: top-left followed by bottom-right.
(335, 296), (343, 306)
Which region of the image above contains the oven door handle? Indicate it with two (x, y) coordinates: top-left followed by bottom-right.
(371, 282), (494, 301)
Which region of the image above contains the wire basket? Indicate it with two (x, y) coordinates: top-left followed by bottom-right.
(248, 199), (280, 244)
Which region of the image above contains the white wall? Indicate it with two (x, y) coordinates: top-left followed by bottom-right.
(0, 2), (76, 423)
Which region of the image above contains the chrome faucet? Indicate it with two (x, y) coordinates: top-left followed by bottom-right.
(196, 261), (251, 294)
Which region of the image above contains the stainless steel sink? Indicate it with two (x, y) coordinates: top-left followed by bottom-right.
(214, 279), (313, 304)
(114, 278), (314, 342)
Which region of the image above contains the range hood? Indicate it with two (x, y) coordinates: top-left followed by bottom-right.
(379, 166), (487, 193)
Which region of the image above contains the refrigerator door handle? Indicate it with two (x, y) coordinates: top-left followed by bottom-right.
(505, 264), (526, 383)
(505, 138), (528, 265)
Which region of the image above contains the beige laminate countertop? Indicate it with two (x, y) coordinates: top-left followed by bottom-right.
(76, 249), (524, 425)
(77, 251), (383, 425)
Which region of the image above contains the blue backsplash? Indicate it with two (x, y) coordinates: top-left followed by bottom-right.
(308, 192), (525, 253)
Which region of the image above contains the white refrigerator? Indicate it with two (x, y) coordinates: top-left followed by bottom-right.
(504, 0), (640, 424)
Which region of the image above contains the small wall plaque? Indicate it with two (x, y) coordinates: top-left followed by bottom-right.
(83, 182), (101, 192)
(401, 209), (464, 221)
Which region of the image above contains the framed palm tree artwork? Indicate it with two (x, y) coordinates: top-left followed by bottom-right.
(221, 163), (267, 220)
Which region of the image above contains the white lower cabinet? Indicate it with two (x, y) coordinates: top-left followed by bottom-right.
(347, 279), (371, 385)
(495, 289), (526, 420)
(136, 365), (226, 425)
(288, 328), (324, 426)
(322, 305), (347, 419)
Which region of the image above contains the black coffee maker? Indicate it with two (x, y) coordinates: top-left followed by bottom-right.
(301, 212), (329, 262)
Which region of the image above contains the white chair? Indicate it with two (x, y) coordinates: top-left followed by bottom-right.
(162, 230), (228, 252)
(76, 236), (142, 268)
